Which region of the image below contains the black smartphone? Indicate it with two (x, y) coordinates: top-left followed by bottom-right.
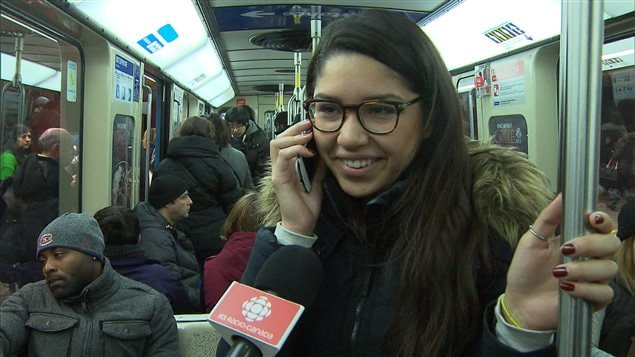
(295, 138), (318, 193)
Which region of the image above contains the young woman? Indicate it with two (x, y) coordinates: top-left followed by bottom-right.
(232, 10), (620, 356)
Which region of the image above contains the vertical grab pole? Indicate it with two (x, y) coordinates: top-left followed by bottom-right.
(557, 1), (604, 356)
(142, 84), (153, 203)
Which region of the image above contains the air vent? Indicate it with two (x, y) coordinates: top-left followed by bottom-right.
(249, 30), (311, 52)
(253, 85), (294, 93)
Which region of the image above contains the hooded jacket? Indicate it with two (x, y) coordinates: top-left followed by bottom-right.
(0, 259), (179, 356)
(226, 141), (555, 356)
(134, 201), (201, 309)
(154, 135), (242, 256)
(105, 244), (193, 314)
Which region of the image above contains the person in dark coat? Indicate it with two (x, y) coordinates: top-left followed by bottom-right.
(208, 112), (253, 189)
(0, 213), (179, 356)
(225, 106), (270, 185)
(134, 175), (202, 311)
(94, 205), (194, 314)
(218, 10), (620, 356)
(0, 128), (74, 287)
(599, 199), (635, 357)
(153, 116), (243, 262)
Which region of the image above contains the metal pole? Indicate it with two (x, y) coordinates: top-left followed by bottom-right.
(143, 84), (153, 203)
(557, 1), (604, 356)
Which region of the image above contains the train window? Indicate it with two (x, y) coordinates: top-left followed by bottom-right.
(0, 14), (83, 212)
(488, 114), (528, 154)
(597, 36), (634, 217)
(1, 10), (83, 302)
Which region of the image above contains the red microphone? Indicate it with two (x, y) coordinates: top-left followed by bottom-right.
(209, 245), (322, 357)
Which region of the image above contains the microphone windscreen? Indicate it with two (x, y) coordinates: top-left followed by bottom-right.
(253, 245), (322, 307)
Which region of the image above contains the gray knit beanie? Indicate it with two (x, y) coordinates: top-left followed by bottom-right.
(36, 213), (105, 262)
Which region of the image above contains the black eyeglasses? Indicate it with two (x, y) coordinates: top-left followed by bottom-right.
(303, 97), (421, 135)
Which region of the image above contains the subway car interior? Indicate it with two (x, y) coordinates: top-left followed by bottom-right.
(0, 0), (634, 355)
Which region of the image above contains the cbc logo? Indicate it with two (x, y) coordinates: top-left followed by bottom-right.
(242, 296), (272, 322)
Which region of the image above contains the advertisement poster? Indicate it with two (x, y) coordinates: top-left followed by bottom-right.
(491, 60), (526, 107)
(489, 115), (528, 154)
(475, 64), (491, 97)
(111, 115), (134, 206)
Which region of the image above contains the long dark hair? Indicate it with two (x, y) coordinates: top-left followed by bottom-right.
(306, 10), (494, 355)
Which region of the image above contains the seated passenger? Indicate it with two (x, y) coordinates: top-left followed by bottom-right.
(134, 175), (202, 311)
(0, 213), (179, 355)
(94, 205), (194, 313)
(204, 191), (265, 311)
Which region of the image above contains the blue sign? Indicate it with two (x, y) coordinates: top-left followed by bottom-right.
(214, 5), (428, 32)
(115, 54), (134, 75)
(137, 34), (164, 54)
(158, 24), (179, 43)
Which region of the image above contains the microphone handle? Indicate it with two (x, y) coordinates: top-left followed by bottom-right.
(225, 336), (262, 357)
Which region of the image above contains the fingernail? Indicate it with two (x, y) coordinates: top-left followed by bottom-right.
(561, 243), (576, 256)
(559, 282), (575, 291)
(552, 267), (568, 278)
(594, 214), (604, 225)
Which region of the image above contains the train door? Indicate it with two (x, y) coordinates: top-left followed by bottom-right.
(0, 7), (83, 214)
(456, 75), (478, 139)
(139, 71), (172, 201)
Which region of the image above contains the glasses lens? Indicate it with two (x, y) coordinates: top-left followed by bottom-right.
(359, 102), (398, 133)
(309, 102), (343, 131)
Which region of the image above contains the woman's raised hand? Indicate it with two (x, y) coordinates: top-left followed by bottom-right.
(503, 194), (621, 331)
(269, 120), (326, 236)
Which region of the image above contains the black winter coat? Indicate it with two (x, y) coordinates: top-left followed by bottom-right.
(225, 176), (560, 356)
(154, 136), (242, 255)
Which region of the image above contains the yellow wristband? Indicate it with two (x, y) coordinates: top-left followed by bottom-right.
(610, 228), (618, 234)
(500, 294), (522, 328)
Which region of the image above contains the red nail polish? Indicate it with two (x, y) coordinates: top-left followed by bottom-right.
(560, 282), (575, 291)
(594, 214), (604, 225)
(561, 243), (576, 256)
(552, 267), (568, 278)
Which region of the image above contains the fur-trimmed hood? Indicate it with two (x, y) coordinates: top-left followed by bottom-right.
(256, 141), (554, 248)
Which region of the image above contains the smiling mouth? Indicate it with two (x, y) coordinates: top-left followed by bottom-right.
(342, 159), (376, 169)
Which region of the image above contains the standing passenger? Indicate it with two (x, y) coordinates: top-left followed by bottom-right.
(0, 213), (179, 355)
(153, 116), (243, 262)
(225, 106), (270, 185)
(208, 112), (254, 189)
(231, 10), (620, 356)
(134, 175), (202, 311)
(0, 128), (74, 283)
(0, 124), (31, 180)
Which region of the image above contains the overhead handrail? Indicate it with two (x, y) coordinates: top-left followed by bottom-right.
(557, 1), (604, 356)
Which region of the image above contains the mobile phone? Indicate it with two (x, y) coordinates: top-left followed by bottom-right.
(295, 139), (318, 193)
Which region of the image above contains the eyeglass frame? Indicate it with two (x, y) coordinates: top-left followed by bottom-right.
(303, 96), (422, 135)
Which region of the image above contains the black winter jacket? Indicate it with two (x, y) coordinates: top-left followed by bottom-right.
(154, 136), (242, 255)
(230, 120), (269, 185)
(232, 176), (559, 356)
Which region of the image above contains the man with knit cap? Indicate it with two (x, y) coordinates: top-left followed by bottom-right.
(134, 175), (202, 311)
(0, 213), (179, 356)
